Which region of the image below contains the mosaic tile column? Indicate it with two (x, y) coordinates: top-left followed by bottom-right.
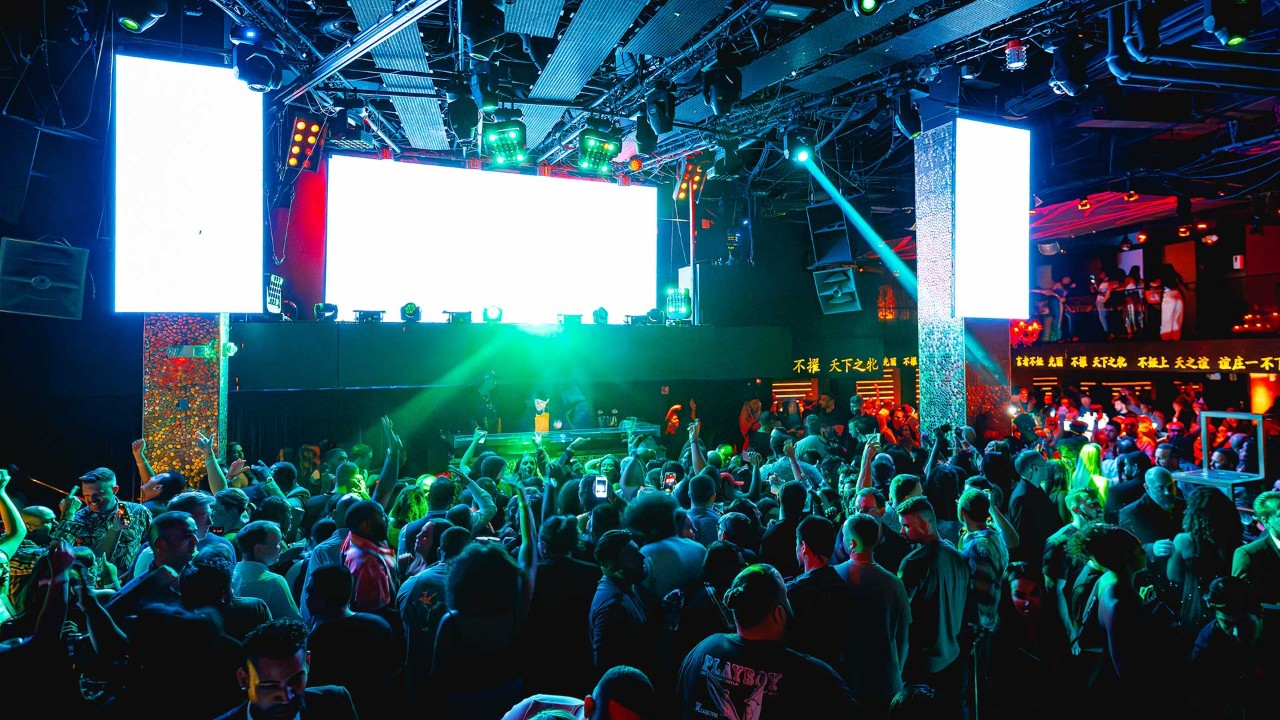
(914, 123), (1012, 436)
(915, 123), (967, 432)
(142, 314), (229, 485)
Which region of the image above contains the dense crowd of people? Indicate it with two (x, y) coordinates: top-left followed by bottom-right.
(0, 390), (1276, 720)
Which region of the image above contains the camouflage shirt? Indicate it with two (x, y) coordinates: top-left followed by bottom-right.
(51, 501), (152, 583)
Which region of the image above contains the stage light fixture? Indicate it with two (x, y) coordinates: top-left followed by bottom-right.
(1178, 226), (1192, 237)
(850, 0), (882, 15)
(959, 61), (981, 80)
(444, 310), (473, 323)
(674, 157), (704, 202)
(1077, 197), (1091, 211)
(629, 156), (645, 172)
(1123, 190), (1140, 202)
(1120, 235), (1133, 251)
(447, 89), (480, 141)
(558, 314), (582, 325)
(355, 310), (384, 323)
(1048, 38), (1089, 97)
(287, 115), (324, 171)
(1005, 39), (1028, 70)
(482, 306), (503, 323)
(893, 95), (922, 140)
(230, 25), (284, 93)
(645, 84), (676, 134)
(577, 120), (621, 175)
(459, 0), (505, 60)
(482, 116), (527, 165)
(665, 287), (692, 321)
(470, 68), (501, 113)
(634, 116), (657, 155)
(593, 307), (609, 324)
(400, 302), (421, 322)
(314, 303), (338, 321)
(1204, 0), (1259, 46)
(715, 139), (744, 177)
(1136, 232), (1148, 243)
(117, 0), (168, 33)
(702, 52), (742, 117)
(784, 128), (814, 163)
(646, 308), (666, 324)
(1202, 233), (1220, 245)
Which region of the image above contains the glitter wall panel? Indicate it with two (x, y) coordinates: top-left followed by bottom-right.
(143, 314), (228, 484)
(914, 122), (967, 432)
(965, 318), (1013, 440)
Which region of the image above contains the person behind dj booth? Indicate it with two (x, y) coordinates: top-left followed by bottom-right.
(473, 370), (502, 433)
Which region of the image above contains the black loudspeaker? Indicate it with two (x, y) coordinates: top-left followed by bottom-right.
(0, 237), (89, 320)
(813, 267), (862, 315)
(806, 197), (872, 267)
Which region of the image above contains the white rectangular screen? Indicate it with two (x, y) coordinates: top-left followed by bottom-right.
(325, 155), (657, 324)
(954, 118), (1030, 319)
(114, 55), (263, 312)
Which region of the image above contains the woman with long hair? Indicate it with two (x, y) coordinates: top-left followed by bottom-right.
(1070, 443), (1109, 509)
(1168, 488), (1244, 633)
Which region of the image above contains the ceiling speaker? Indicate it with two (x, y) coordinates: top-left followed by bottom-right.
(0, 237), (89, 320)
(813, 267), (862, 315)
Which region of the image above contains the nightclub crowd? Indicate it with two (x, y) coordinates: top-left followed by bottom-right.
(0, 391), (1276, 720)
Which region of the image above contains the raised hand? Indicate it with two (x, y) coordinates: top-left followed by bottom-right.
(532, 432), (543, 447)
(228, 458), (247, 480)
(783, 438), (796, 458)
(131, 438), (147, 457)
(688, 420), (701, 441)
(60, 487), (83, 518)
(0, 468), (9, 492)
(48, 539), (75, 575)
(746, 451), (764, 468)
(195, 431), (215, 455)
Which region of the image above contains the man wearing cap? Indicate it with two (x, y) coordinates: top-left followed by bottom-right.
(52, 467), (152, 583)
(677, 564), (858, 718)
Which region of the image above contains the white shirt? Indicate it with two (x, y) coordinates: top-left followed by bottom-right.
(233, 560), (301, 621)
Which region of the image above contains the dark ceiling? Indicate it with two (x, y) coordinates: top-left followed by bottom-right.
(3, 0), (1279, 238)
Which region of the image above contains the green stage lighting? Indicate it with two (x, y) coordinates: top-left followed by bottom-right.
(482, 306), (503, 323)
(665, 287), (692, 321)
(785, 128), (814, 163)
(578, 120), (621, 175)
(400, 302), (421, 322)
(853, 0), (882, 15)
(118, 0), (168, 33)
(483, 118), (527, 165)
(1204, 0), (1259, 47)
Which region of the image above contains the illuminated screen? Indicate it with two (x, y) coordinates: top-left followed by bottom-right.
(954, 118), (1030, 319)
(325, 155), (658, 323)
(114, 55), (263, 312)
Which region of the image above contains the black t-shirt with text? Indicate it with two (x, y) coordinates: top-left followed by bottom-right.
(677, 633), (859, 719)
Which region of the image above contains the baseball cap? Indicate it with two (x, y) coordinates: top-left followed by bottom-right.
(79, 467), (116, 485)
(722, 564), (793, 626)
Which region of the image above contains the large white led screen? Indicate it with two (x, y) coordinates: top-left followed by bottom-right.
(954, 118), (1030, 319)
(114, 55), (263, 312)
(325, 156), (657, 324)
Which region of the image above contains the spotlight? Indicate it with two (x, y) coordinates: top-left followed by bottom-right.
(665, 288), (692, 321)
(1005, 39), (1028, 70)
(645, 84), (675, 134)
(1048, 38), (1089, 97)
(674, 157), (704, 201)
(230, 26), (283, 92)
(577, 119), (621, 175)
(592, 307), (609, 324)
(459, 0), (505, 61)
(313, 303), (338, 321)
(355, 310), (384, 323)
(784, 128), (814, 163)
(400, 302), (421, 322)
(1077, 197), (1091, 211)
(1202, 233), (1220, 245)
(447, 89), (480, 141)
(470, 68), (501, 113)
(117, 0), (168, 33)
(482, 114), (526, 165)
(714, 139), (744, 177)
(1178, 226), (1192, 237)
(702, 52), (742, 117)
(1204, 0), (1259, 46)
(1136, 232), (1148, 243)
(1120, 235), (1133, 251)
(850, 0), (882, 15)
(629, 156), (645, 172)
(634, 116), (657, 155)
(482, 306), (503, 323)
(287, 115), (324, 171)
(266, 274), (284, 314)
(959, 61), (981, 80)
(1123, 190), (1140, 202)
(893, 94), (922, 140)
(646, 308), (666, 324)
(444, 310), (473, 323)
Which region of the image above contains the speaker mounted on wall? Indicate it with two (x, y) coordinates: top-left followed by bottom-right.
(813, 267), (862, 315)
(0, 237), (89, 320)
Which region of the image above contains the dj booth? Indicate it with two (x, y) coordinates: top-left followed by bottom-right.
(450, 423), (662, 459)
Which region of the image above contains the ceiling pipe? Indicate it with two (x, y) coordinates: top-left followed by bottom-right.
(1106, 5), (1280, 94)
(1122, 1), (1280, 72)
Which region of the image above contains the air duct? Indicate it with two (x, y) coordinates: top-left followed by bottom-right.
(1106, 4), (1280, 94)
